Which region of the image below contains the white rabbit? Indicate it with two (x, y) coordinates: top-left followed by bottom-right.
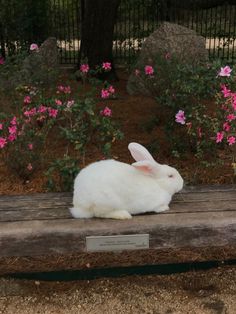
(70, 142), (184, 220)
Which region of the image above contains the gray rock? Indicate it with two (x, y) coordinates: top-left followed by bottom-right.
(0, 37), (59, 91)
(22, 37), (58, 75)
(21, 37), (59, 86)
(37, 37), (58, 68)
(127, 22), (208, 96)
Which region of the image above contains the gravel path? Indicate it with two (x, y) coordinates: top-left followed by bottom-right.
(0, 265), (236, 313)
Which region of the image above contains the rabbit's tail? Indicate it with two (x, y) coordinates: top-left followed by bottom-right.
(70, 206), (93, 219)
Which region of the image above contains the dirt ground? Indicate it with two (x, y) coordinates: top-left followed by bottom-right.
(0, 265), (236, 314)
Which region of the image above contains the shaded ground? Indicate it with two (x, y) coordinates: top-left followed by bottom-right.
(0, 265), (236, 313)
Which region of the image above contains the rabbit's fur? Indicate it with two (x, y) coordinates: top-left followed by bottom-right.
(70, 143), (184, 219)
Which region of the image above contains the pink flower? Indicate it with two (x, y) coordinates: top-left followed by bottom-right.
(175, 110), (186, 125)
(223, 122), (231, 132)
(24, 110), (31, 117)
(8, 125), (17, 134)
(27, 163), (33, 171)
(57, 85), (71, 94)
(0, 123), (3, 130)
(48, 108), (58, 118)
(232, 101), (236, 111)
(101, 89), (110, 99)
(108, 85), (115, 94)
(226, 114), (236, 122)
(8, 134), (17, 142)
(102, 62), (112, 71)
(165, 52), (171, 60)
(23, 108), (37, 117)
(218, 66), (232, 77)
(64, 86), (71, 94)
(67, 100), (75, 108)
(57, 85), (64, 92)
(134, 69), (140, 76)
(28, 143), (33, 150)
(145, 65), (154, 75)
(216, 131), (224, 143)
(38, 105), (47, 113)
(227, 136), (236, 145)
(0, 137), (7, 148)
(55, 99), (62, 106)
(80, 64), (89, 73)
(10, 116), (17, 125)
(221, 84), (231, 98)
(0, 57), (4, 65)
(24, 95), (31, 104)
(100, 107), (112, 117)
(30, 43), (39, 51)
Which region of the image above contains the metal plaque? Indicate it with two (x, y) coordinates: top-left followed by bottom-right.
(86, 234), (149, 252)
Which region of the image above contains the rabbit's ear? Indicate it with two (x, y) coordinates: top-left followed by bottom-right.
(132, 161), (158, 175)
(128, 142), (155, 162)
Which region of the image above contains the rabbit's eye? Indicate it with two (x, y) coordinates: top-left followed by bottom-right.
(168, 174), (174, 178)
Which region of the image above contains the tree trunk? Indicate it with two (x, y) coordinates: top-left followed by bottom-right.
(0, 22), (5, 58)
(79, 0), (120, 79)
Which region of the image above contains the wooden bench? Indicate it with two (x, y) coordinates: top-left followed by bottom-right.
(0, 185), (236, 274)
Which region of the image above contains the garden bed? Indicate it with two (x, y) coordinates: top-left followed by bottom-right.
(0, 69), (234, 195)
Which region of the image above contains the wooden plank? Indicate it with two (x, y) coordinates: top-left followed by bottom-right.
(0, 184), (236, 221)
(0, 196), (72, 210)
(2, 192), (236, 210)
(181, 185), (236, 192)
(174, 191), (236, 202)
(1, 188), (236, 208)
(0, 210), (236, 257)
(0, 185), (235, 209)
(0, 198), (236, 222)
(0, 208), (71, 222)
(2, 196), (236, 213)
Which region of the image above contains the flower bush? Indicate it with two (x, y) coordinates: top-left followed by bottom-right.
(0, 51), (123, 190)
(138, 53), (236, 179)
(135, 54), (220, 109)
(174, 65), (236, 174)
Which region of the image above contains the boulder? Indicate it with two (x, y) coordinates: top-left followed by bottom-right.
(127, 22), (208, 96)
(21, 37), (59, 86)
(37, 37), (58, 68)
(0, 38), (59, 91)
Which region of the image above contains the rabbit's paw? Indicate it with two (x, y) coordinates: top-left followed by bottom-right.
(155, 205), (169, 213)
(70, 207), (93, 218)
(103, 210), (132, 220)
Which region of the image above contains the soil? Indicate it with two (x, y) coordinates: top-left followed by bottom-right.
(0, 69), (235, 195)
(0, 265), (236, 313)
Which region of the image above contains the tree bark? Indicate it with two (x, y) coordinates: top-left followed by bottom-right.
(0, 22), (5, 58)
(79, 0), (121, 79)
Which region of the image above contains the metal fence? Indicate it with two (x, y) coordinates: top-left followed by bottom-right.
(1, 0), (236, 64)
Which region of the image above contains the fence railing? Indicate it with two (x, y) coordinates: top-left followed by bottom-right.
(1, 0), (236, 64)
